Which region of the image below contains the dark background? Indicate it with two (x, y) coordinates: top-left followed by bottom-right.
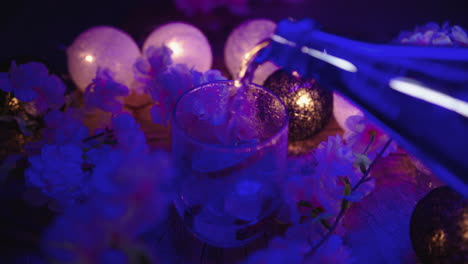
(0, 0), (467, 78)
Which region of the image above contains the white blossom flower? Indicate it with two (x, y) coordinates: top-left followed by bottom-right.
(395, 22), (468, 46)
(42, 109), (90, 146)
(309, 135), (359, 215)
(111, 113), (148, 153)
(344, 115), (398, 159)
(283, 135), (375, 221)
(244, 217), (354, 264)
(25, 144), (89, 206)
(91, 149), (173, 229)
(42, 200), (158, 264)
(135, 45), (226, 125)
(0, 61), (66, 116)
(84, 68), (129, 113)
(451, 25), (468, 45)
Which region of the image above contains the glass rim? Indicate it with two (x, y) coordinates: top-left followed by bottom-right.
(171, 80), (289, 152)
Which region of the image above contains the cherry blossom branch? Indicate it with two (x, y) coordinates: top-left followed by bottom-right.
(352, 138), (392, 192)
(306, 138), (393, 257)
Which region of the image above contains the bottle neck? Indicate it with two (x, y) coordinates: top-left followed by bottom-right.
(254, 19), (468, 195)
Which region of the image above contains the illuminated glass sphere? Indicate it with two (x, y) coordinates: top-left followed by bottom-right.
(263, 70), (333, 141)
(67, 26), (141, 92)
(333, 92), (364, 132)
(143, 22), (212, 72)
(224, 19), (279, 84)
(410, 186), (468, 263)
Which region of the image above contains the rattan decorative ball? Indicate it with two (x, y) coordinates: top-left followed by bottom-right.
(410, 186), (468, 263)
(263, 70), (333, 141)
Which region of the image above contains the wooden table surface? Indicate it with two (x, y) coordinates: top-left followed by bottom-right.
(127, 100), (442, 264)
(0, 96), (443, 264)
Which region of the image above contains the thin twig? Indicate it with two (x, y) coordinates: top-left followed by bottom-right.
(352, 139), (393, 192)
(82, 131), (106, 142)
(306, 139), (393, 256)
(362, 133), (375, 155)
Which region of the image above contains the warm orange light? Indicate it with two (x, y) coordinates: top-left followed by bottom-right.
(84, 55), (94, 63)
(167, 41), (183, 58)
(296, 90), (313, 107)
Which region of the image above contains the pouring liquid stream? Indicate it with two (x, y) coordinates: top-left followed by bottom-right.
(222, 40), (271, 146)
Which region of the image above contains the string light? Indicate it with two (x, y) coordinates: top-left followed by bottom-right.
(67, 26), (141, 92)
(143, 22), (212, 72)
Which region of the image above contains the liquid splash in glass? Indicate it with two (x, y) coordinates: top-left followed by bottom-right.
(221, 40), (272, 146)
(171, 44), (288, 246)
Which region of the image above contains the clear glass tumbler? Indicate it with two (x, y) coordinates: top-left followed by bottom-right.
(171, 80), (288, 247)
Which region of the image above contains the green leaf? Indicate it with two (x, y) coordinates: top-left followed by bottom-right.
(311, 212), (333, 221)
(341, 182), (352, 210)
(310, 211), (333, 230)
(354, 153), (371, 174)
(344, 182), (351, 196)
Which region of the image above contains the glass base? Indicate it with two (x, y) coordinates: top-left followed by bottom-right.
(174, 198), (274, 248)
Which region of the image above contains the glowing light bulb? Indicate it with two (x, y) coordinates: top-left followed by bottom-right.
(84, 55), (94, 63)
(333, 92), (364, 132)
(167, 41), (183, 57)
(67, 26), (141, 92)
(143, 22), (212, 72)
(224, 19), (279, 84)
(296, 91), (313, 107)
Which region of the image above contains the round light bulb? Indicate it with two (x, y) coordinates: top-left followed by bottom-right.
(333, 92), (364, 132)
(224, 19), (279, 84)
(67, 26), (141, 92)
(142, 22), (212, 72)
